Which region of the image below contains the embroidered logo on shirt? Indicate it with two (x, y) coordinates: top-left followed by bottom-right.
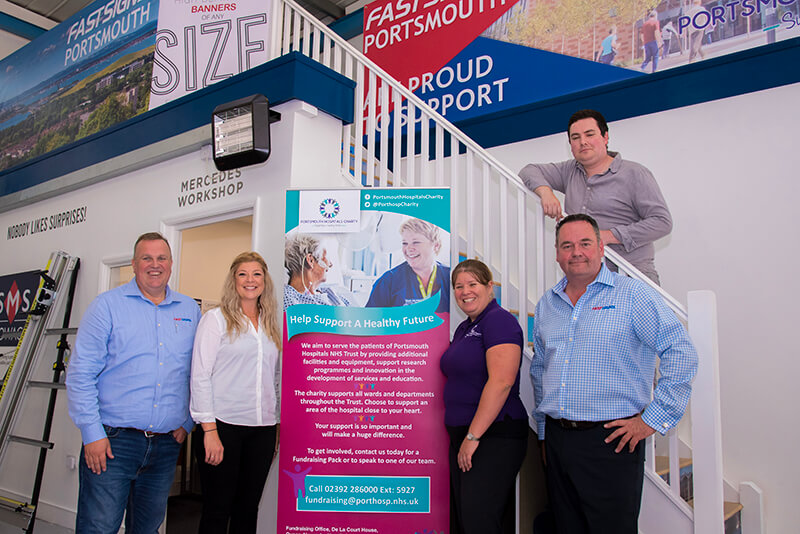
(591, 305), (616, 310)
(465, 326), (482, 338)
(174, 317), (193, 322)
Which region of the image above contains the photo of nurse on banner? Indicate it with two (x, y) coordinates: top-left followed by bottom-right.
(283, 212), (451, 312)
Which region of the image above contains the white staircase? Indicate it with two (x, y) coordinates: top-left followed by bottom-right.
(265, 1), (763, 532)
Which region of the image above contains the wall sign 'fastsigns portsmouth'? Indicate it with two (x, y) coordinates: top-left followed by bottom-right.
(363, 0), (800, 125)
(0, 0), (272, 174)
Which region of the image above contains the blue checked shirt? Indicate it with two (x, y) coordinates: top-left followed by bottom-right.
(530, 264), (697, 439)
(67, 278), (200, 444)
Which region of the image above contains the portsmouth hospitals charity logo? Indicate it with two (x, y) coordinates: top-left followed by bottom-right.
(298, 190), (360, 233)
(319, 198), (340, 219)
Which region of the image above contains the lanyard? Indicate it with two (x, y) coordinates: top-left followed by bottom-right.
(416, 263), (438, 298)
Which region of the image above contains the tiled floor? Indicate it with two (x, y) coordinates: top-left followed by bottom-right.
(0, 495), (199, 534)
(0, 518), (72, 534)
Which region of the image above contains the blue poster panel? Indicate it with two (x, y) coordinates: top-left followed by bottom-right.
(0, 270), (41, 347)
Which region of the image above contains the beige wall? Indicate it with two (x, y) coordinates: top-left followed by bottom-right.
(178, 216), (253, 304)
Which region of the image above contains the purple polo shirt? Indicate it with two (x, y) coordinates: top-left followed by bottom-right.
(440, 299), (526, 427)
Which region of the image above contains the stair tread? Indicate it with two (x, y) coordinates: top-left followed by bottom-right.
(724, 501), (744, 519)
(654, 455), (693, 476)
(686, 499), (743, 520)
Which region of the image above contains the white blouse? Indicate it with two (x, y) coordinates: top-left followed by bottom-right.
(190, 307), (281, 426)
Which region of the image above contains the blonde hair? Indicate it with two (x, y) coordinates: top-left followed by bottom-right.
(219, 252), (282, 349)
(399, 218), (442, 254)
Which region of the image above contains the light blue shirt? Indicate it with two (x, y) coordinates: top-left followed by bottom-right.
(601, 33), (617, 55)
(531, 264), (697, 439)
(66, 278), (200, 444)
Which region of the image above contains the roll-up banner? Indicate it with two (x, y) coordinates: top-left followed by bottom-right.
(278, 188), (451, 534)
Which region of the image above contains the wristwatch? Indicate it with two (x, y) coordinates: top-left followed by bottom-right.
(466, 432), (480, 442)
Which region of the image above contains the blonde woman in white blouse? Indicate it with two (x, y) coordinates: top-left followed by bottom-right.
(190, 252), (282, 534)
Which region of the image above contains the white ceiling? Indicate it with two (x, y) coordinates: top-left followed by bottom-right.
(8, 0), (93, 23)
(5, 0), (365, 25)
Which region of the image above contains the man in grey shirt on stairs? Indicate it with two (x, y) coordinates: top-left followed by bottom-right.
(519, 109), (672, 284)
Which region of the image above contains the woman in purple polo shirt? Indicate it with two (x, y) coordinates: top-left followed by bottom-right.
(440, 259), (528, 534)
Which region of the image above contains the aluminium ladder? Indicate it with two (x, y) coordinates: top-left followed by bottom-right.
(0, 251), (80, 533)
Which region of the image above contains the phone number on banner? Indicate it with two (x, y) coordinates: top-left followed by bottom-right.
(297, 475), (429, 513)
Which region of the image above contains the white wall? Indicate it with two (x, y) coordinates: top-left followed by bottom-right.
(489, 81), (800, 534)
(0, 99), (353, 527)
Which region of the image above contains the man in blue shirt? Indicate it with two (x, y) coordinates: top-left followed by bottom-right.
(66, 232), (200, 533)
(531, 214), (697, 533)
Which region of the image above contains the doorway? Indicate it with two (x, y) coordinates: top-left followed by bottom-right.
(167, 214), (253, 533)
(177, 216), (253, 304)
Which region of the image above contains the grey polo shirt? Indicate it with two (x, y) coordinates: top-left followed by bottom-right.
(519, 152), (672, 283)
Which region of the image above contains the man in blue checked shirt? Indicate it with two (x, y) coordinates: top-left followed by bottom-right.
(531, 214), (697, 534)
(67, 232), (200, 533)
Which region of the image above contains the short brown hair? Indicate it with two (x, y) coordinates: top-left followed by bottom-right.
(133, 232), (171, 258)
(555, 214), (601, 244)
(451, 259), (493, 288)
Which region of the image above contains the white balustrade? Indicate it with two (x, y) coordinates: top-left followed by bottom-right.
(269, 1), (725, 530)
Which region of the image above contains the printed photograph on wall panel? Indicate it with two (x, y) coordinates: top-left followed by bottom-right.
(0, 270), (42, 378)
(363, 0), (800, 124)
(278, 188), (451, 534)
(0, 0), (272, 173)
(0, 271), (41, 347)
